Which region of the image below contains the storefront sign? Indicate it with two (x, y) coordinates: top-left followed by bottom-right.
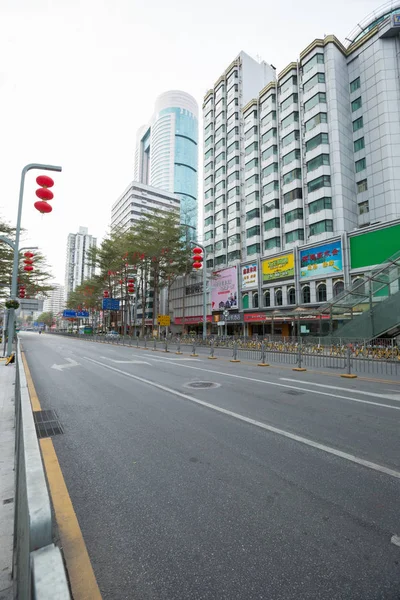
(211, 266), (238, 311)
(262, 253), (294, 283)
(174, 316), (212, 325)
(349, 223), (400, 269)
(241, 262), (258, 290)
(213, 313), (242, 322)
(300, 240), (342, 278)
(244, 312), (268, 322)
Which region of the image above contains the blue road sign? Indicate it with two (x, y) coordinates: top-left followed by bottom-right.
(33, 321), (38, 327)
(76, 311), (89, 317)
(102, 298), (120, 311)
(39, 322), (45, 327)
(63, 310), (77, 318)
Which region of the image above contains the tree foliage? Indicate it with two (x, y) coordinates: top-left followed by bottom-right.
(37, 312), (54, 327)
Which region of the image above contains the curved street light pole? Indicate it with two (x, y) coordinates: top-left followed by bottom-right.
(7, 163), (62, 355)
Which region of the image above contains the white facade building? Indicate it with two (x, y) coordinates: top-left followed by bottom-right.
(65, 227), (96, 297)
(43, 283), (65, 315)
(111, 182), (180, 231)
(204, 8), (400, 270)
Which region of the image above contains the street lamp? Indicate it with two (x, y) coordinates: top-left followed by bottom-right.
(6, 163), (62, 355)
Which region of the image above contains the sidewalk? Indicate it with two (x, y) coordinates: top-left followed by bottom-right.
(0, 362), (15, 600)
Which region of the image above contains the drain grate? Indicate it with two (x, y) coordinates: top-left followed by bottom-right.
(34, 410), (64, 439)
(184, 381), (220, 390)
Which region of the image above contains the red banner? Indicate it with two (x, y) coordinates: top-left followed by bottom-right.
(174, 315), (212, 325)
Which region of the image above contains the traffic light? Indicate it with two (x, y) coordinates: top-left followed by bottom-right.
(34, 175), (54, 214)
(192, 247), (203, 270)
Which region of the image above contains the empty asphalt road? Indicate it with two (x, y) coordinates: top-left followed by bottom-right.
(21, 332), (400, 599)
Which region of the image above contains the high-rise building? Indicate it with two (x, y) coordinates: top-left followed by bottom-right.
(65, 227), (96, 297)
(204, 9), (400, 270)
(43, 283), (65, 315)
(111, 182), (180, 231)
(134, 90), (198, 234)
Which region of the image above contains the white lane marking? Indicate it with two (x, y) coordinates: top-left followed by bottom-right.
(390, 535), (400, 547)
(83, 356), (400, 480)
(100, 357), (150, 365)
(280, 378), (400, 402)
(140, 353), (200, 362)
(51, 358), (80, 371)
(121, 353), (400, 413)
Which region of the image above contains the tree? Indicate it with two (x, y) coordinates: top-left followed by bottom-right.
(37, 312), (54, 327)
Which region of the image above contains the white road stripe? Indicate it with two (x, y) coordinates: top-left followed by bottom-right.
(84, 356), (400, 480)
(390, 535), (400, 547)
(100, 357), (150, 364)
(280, 378), (400, 402)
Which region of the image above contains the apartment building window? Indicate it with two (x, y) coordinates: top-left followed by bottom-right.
(354, 137), (365, 152)
(305, 132), (329, 152)
(282, 129), (300, 147)
(228, 250), (241, 262)
(215, 181), (225, 193)
(275, 289), (283, 306)
(227, 127), (239, 142)
(215, 194), (225, 207)
(246, 225), (261, 238)
(227, 98), (239, 111)
(263, 290), (271, 307)
(204, 162), (213, 173)
(333, 281), (344, 296)
(308, 196), (332, 213)
(204, 175), (213, 187)
(278, 75), (297, 95)
(302, 286), (311, 303)
(246, 191), (259, 204)
(215, 124), (225, 138)
(281, 111), (299, 129)
(262, 128), (277, 143)
(263, 181), (279, 195)
(204, 216), (214, 226)
(228, 233), (241, 245)
(285, 208), (303, 223)
(264, 217), (280, 231)
(283, 187), (302, 204)
(228, 202), (240, 215)
(215, 255), (227, 266)
(262, 145), (277, 161)
(206, 258), (214, 268)
(215, 240), (226, 251)
(227, 186), (240, 199)
(204, 201), (214, 213)
(350, 77), (360, 93)
(355, 157), (366, 173)
(307, 153), (330, 172)
(215, 98), (225, 113)
(303, 72), (325, 93)
(245, 126), (258, 141)
(282, 149), (300, 166)
(309, 219), (333, 236)
(261, 110), (276, 127)
(227, 112), (239, 128)
(205, 244), (213, 254)
(304, 92), (326, 112)
(246, 174), (259, 186)
(303, 52), (324, 73)
(227, 171), (239, 184)
(287, 288), (296, 305)
(244, 110), (257, 126)
(317, 283), (327, 302)
(353, 116), (363, 131)
(280, 94), (298, 112)
(359, 201), (369, 214)
(215, 209), (226, 222)
(204, 123), (213, 136)
(227, 70), (238, 87)
(263, 198), (279, 212)
(215, 225), (226, 238)
(305, 112), (327, 132)
(245, 158), (259, 171)
(264, 237), (281, 251)
(285, 229), (304, 243)
(228, 218), (240, 230)
(261, 94), (276, 110)
(245, 142), (259, 155)
(246, 208), (260, 221)
(308, 174), (331, 193)
(215, 151), (226, 164)
(205, 135), (213, 148)
(215, 138), (225, 151)
(205, 148), (213, 160)
(351, 97), (362, 112)
(204, 231), (214, 240)
(247, 243), (260, 256)
(262, 163), (278, 178)
(283, 168), (301, 185)
(228, 156), (239, 169)
(227, 142), (239, 157)
(215, 166), (226, 179)
(357, 179), (368, 193)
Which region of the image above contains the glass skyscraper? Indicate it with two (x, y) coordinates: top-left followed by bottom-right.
(134, 90), (199, 235)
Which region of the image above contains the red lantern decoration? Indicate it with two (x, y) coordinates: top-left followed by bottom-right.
(24, 259), (33, 265)
(193, 262), (202, 269)
(192, 245), (203, 270)
(36, 175), (54, 188)
(24, 265), (33, 272)
(36, 188), (54, 201)
(127, 279), (134, 284)
(193, 247), (202, 255)
(34, 200), (52, 214)
(24, 251), (34, 258)
(103, 290), (109, 298)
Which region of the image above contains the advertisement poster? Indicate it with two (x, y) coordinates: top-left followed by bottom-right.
(262, 253), (294, 283)
(211, 266), (238, 311)
(241, 262), (258, 290)
(300, 240), (342, 278)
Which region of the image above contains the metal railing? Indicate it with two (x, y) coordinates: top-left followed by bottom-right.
(14, 342), (70, 599)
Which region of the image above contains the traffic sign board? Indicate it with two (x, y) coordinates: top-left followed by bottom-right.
(157, 315), (170, 326)
(102, 298), (120, 311)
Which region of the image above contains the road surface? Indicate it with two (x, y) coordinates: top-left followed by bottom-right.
(21, 332), (400, 599)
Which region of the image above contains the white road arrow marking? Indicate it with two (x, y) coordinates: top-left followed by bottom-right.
(51, 358), (80, 371)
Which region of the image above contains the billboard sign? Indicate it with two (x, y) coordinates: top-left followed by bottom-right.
(262, 253), (294, 283)
(300, 240), (342, 278)
(241, 262), (258, 290)
(211, 267), (238, 311)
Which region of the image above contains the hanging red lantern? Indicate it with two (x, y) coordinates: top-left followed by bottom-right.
(24, 251), (34, 258)
(192, 247), (202, 255)
(36, 175), (54, 188)
(193, 262), (202, 269)
(34, 200), (52, 214)
(127, 279), (134, 284)
(36, 188), (54, 201)
(24, 265), (33, 272)
(24, 259), (33, 265)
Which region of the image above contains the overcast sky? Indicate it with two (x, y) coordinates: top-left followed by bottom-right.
(0, 0), (380, 283)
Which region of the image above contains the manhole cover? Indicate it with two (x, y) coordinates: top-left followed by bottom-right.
(34, 410), (64, 439)
(184, 381), (221, 390)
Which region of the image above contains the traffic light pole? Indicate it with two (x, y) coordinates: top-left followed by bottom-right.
(190, 241), (208, 340)
(7, 163), (62, 355)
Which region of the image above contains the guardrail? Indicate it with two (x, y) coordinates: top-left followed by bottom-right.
(14, 342), (70, 599)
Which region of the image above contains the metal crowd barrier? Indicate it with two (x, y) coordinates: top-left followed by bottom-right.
(14, 342), (70, 599)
